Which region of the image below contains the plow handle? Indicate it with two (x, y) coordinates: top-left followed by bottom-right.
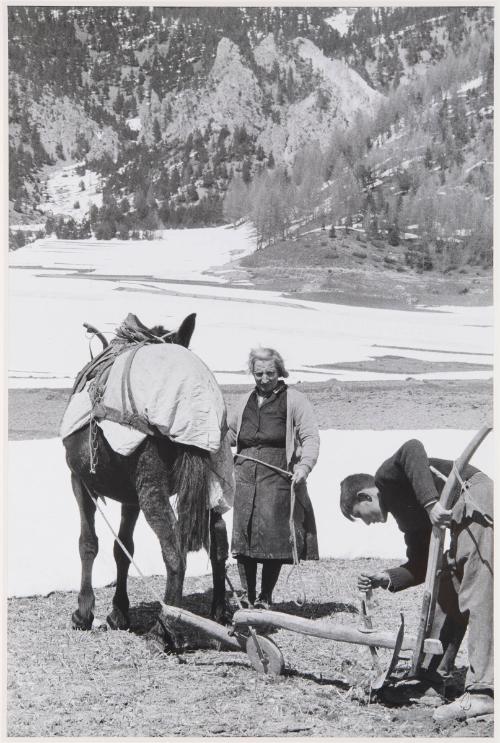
(410, 423), (492, 675)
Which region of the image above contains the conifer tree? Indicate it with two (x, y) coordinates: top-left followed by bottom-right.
(242, 159), (252, 184)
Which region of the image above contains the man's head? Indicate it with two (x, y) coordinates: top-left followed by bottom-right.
(340, 474), (387, 525)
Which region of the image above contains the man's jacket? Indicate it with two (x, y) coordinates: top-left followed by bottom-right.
(375, 439), (478, 591)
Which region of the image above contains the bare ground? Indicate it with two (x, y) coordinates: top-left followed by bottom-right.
(219, 229), (493, 310)
(7, 561), (493, 738)
(7, 377), (493, 440)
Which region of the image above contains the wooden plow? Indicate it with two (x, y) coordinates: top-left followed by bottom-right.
(158, 584), (442, 688)
(157, 602), (286, 676)
(157, 596), (412, 685)
(155, 425), (492, 690)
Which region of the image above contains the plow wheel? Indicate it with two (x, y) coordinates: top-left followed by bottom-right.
(245, 634), (285, 675)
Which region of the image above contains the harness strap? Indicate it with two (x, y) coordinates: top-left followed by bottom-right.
(452, 462), (470, 493)
(452, 464), (493, 525)
(121, 342), (147, 415)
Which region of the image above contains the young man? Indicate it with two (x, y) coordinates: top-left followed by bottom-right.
(340, 439), (493, 723)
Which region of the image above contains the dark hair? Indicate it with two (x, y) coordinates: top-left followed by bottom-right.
(340, 474), (376, 521)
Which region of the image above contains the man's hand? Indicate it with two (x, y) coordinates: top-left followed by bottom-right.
(292, 466), (308, 486)
(427, 502), (452, 528)
(358, 571), (390, 591)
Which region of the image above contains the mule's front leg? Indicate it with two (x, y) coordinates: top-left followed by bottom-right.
(107, 503), (140, 630)
(71, 475), (98, 630)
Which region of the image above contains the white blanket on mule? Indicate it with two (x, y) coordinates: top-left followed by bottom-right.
(100, 344), (226, 453)
(59, 345), (234, 512)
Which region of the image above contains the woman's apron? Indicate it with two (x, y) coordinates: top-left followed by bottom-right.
(231, 387), (318, 561)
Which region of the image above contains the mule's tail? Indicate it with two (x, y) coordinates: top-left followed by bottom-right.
(171, 445), (211, 553)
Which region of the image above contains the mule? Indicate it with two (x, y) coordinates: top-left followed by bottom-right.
(63, 313), (229, 648)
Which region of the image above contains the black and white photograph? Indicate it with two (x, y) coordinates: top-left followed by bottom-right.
(6, 3), (494, 737)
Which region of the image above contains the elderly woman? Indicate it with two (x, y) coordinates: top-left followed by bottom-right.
(228, 347), (320, 609)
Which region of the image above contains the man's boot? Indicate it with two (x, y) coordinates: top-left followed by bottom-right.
(433, 692), (494, 723)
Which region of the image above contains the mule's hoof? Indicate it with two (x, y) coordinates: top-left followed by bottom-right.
(72, 609), (94, 630)
(106, 608), (130, 631)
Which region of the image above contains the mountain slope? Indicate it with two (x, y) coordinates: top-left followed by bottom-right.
(8, 5), (493, 275)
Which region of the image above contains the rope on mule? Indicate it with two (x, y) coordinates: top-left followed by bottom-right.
(89, 493), (165, 606)
(89, 492), (184, 656)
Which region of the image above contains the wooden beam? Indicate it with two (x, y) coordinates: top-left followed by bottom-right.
(233, 609), (416, 650)
(410, 423), (493, 675)
(159, 603), (244, 651)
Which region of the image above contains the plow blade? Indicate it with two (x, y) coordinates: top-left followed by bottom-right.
(370, 613), (405, 690)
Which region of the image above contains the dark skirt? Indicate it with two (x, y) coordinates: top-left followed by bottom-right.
(231, 445), (319, 561)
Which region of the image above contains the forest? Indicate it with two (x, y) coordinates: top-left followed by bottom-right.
(8, 6), (494, 270)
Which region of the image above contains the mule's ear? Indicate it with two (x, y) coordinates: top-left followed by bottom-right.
(175, 313), (196, 347)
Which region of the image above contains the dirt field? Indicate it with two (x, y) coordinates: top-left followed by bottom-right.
(7, 561), (492, 738)
(7, 376), (493, 737)
(8, 376), (493, 440)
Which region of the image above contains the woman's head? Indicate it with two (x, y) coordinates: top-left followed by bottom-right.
(248, 347), (289, 395)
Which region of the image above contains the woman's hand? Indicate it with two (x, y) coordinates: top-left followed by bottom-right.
(292, 466), (308, 486)
(427, 502), (452, 528)
(357, 571), (390, 591)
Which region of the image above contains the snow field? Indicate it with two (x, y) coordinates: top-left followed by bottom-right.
(8, 228), (493, 388)
(7, 429), (493, 598)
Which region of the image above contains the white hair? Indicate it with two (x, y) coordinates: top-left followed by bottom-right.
(247, 347), (289, 378)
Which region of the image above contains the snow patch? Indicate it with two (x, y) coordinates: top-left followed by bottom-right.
(7, 429), (493, 596)
(9, 226), (493, 388)
(10, 223), (45, 232)
(38, 163), (103, 218)
(458, 75), (483, 94)
(325, 9), (356, 37)
(126, 116), (142, 131)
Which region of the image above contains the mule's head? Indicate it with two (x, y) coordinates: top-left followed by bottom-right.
(150, 313), (196, 348)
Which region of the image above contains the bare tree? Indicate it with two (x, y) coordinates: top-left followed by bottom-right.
(223, 175), (249, 225)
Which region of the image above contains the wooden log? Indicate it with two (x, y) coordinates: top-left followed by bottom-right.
(233, 609), (416, 651)
(159, 603), (244, 651)
(410, 423), (492, 675)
